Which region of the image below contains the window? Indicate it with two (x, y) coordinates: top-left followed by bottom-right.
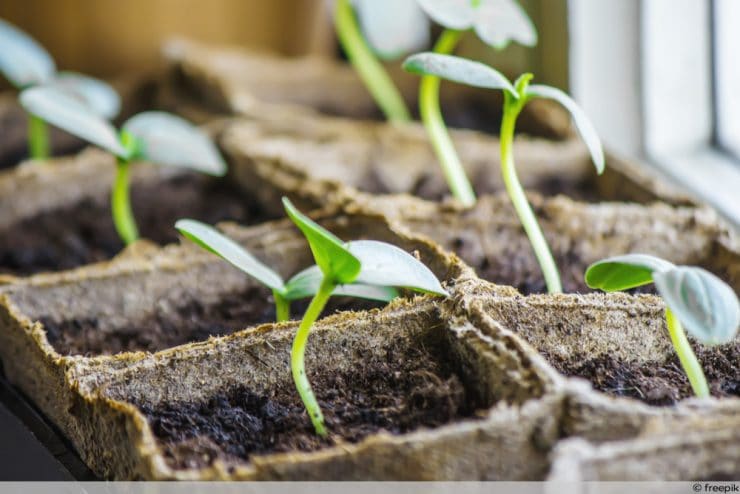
(569, 0), (740, 226)
(715, 0), (740, 160)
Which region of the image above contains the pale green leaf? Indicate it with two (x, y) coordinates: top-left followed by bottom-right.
(474, 0), (537, 49)
(403, 53), (516, 96)
(416, 0), (475, 29)
(52, 72), (121, 120)
(19, 85), (127, 157)
(122, 112), (226, 176)
(284, 265), (398, 302)
(0, 19), (55, 88)
(526, 84), (605, 174)
(348, 240), (448, 296)
(353, 0), (430, 60)
(654, 267), (739, 346)
(175, 219), (285, 293)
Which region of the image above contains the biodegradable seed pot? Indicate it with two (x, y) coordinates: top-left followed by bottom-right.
(548, 414), (740, 481)
(67, 292), (561, 480)
(0, 207), (473, 460)
(458, 280), (740, 443)
(0, 148), (268, 278)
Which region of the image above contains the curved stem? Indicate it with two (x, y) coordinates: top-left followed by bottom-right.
(274, 291), (290, 323)
(292, 276), (335, 436)
(334, 0), (411, 123)
(28, 114), (50, 160)
(419, 29), (476, 207)
(665, 308), (709, 398)
(501, 92), (562, 293)
(111, 157), (139, 245)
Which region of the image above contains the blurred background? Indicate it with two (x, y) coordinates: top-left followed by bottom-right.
(0, 0), (568, 87)
(1, 0), (738, 223)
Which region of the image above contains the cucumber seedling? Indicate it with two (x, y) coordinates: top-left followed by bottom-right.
(413, 0), (538, 206)
(0, 18), (121, 159)
(174, 218), (399, 323)
(19, 84), (225, 245)
(586, 254), (739, 398)
(333, 0), (428, 122)
(284, 197), (447, 435)
(404, 53), (604, 293)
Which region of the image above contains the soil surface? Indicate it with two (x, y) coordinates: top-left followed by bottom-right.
(546, 343), (740, 406)
(0, 173), (269, 277)
(137, 341), (477, 469)
(41, 286), (384, 356)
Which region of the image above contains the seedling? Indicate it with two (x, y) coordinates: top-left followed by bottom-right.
(413, 0), (538, 206)
(174, 218), (399, 322)
(586, 254), (740, 398)
(334, 0), (428, 122)
(284, 197), (447, 435)
(19, 84), (225, 245)
(0, 18), (121, 159)
(404, 54), (604, 293)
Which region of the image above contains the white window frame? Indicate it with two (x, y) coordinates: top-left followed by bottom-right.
(569, 0), (740, 228)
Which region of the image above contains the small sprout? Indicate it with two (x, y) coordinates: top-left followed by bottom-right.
(411, 0), (538, 207)
(20, 85), (226, 245)
(0, 18), (121, 159)
(283, 198), (447, 436)
(405, 53), (604, 293)
(333, 0), (426, 122)
(586, 254), (740, 398)
(174, 219), (397, 323)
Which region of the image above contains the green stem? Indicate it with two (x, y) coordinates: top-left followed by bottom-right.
(111, 157), (139, 245)
(419, 29), (476, 207)
(292, 276), (334, 436)
(665, 308), (709, 398)
(274, 291), (290, 323)
(501, 91), (562, 293)
(28, 114), (50, 160)
(334, 0), (411, 123)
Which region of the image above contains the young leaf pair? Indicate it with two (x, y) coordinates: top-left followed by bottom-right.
(586, 254), (740, 398)
(0, 19), (121, 159)
(177, 198), (448, 436)
(334, 0), (534, 126)
(19, 85), (226, 246)
(405, 53), (604, 293)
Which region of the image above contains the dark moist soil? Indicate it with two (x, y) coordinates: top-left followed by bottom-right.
(0, 173), (269, 277)
(40, 286), (385, 356)
(546, 343), (740, 406)
(137, 341), (476, 470)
